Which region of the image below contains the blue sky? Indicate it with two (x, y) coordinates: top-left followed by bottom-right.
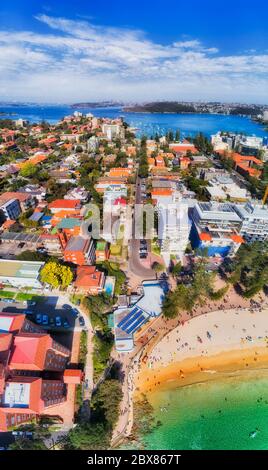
(0, 0), (268, 103)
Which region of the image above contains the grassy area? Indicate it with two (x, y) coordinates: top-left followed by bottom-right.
(16, 293), (43, 302)
(75, 384), (83, 408)
(110, 243), (122, 256)
(151, 240), (161, 255)
(70, 293), (83, 305)
(0, 290), (15, 299)
(79, 330), (88, 368)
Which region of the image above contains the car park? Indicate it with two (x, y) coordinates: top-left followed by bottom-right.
(55, 316), (62, 327)
(35, 313), (42, 323)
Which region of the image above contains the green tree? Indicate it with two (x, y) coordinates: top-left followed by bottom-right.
(40, 261), (73, 289)
(66, 423), (110, 450)
(19, 163), (38, 178)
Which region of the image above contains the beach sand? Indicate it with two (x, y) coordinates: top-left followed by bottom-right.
(135, 308), (268, 395)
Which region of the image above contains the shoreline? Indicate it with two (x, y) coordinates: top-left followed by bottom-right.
(135, 345), (268, 396)
(134, 308), (268, 396)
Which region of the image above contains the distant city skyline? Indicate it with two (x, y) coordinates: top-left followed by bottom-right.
(0, 0), (268, 103)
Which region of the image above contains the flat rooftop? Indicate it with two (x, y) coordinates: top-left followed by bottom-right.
(3, 382), (30, 408)
(0, 260), (44, 279)
(65, 236), (89, 252)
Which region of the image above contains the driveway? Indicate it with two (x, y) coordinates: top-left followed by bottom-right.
(128, 176), (156, 279)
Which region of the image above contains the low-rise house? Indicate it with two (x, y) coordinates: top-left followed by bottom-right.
(64, 187), (89, 202)
(74, 265), (105, 294)
(48, 199), (82, 214)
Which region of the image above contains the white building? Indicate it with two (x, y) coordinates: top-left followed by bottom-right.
(235, 203), (268, 242)
(0, 260), (45, 289)
(114, 280), (166, 352)
(101, 123), (125, 141)
(158, 193), (191, 266)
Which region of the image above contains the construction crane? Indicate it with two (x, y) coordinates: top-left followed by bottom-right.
(262, 186), (268, 206)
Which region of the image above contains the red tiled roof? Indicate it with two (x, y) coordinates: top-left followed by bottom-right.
(74, 266), (104, 289)
(49, 199), (81, 210)
(9, 334), (51, 371)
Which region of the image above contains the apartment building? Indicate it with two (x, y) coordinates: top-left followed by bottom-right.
(64, 236), (95, 266)
(235, 203), (268, 242)
(190, 202), (243, 256)
(158, 194), (191, 266)
(0, 313), (70, 431)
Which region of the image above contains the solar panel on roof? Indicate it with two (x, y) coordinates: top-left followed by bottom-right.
(126, 315), (146, 334)
(121, 310), (142, 332)
(118, 306), (139, 329)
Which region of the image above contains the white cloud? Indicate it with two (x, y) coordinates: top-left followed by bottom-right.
(0, 14), (267, 102)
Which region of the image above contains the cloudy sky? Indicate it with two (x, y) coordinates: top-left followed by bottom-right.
(0, 0), (268, 103)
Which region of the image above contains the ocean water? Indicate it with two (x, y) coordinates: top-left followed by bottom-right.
(0, 104), (267, 138)
(141, 372), (268, 450)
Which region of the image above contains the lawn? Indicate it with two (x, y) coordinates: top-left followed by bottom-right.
(0, 290), (16, 299)
(15, 293), (43, 302)
(110, 243), (122, 256)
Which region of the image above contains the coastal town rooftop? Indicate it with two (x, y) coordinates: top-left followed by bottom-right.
(114, 280), (167, 352)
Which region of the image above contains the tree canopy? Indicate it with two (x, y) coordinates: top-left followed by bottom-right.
(40, 261), (73, 289)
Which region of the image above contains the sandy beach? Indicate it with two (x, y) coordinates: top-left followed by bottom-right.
(135, 308), (268, 395)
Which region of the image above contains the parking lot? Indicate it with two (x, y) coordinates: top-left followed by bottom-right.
(0, 242), (27, 259)
(0, 295), (86, 342)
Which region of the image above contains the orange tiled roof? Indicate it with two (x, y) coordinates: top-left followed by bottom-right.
(74, 266), (103, 289)
(151, 189), (173, 197)
(199, 232), (212, 241)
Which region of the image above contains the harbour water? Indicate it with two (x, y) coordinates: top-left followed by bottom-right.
(140, 371), (268, 450)
(0, 104), (267, 138)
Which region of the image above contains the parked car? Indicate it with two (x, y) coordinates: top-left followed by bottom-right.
(139, 248), (148, 254)
(28, 301), (36, 307)
(139, 253), (147, 259)
(55, 316), (62, 327)
(62, 304), (72, 310)
(42, 314), (48, 325)
(79, 316), (85, 327)
(72, 307), (79, 316)
(63, 318), (70, 328)
(18, 242), (25, 248)
(4, 298), (15, 304)
(49, 317), (55, 327)
(24, 310), (33, 315)
(35, 313), (42, 324)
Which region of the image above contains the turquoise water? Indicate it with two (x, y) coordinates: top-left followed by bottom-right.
(141, 372), (268, 450)
(0, 104), (267, 138)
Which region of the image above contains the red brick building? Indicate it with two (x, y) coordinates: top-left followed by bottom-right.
(0, 312), (72, 431)
(64, 236), (95, 266)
